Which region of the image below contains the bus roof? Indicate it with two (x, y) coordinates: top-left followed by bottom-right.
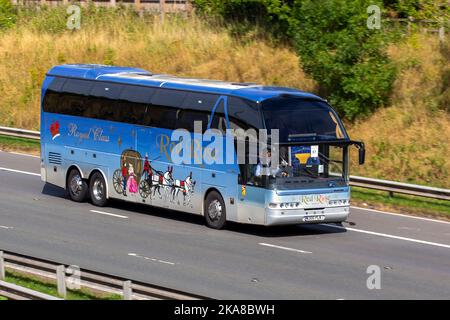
(47, 64), (324, 103)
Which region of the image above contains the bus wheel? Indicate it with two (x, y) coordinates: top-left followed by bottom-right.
(67, 168), (88, 202)
(204, 191), (226, 230)
(89, 172), (108, 207)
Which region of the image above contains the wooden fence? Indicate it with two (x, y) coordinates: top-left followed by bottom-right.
(11, 0), (191, 12)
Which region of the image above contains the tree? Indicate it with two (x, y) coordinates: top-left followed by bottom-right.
(288, 0), (397, 119)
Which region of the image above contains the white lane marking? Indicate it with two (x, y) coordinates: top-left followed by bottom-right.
(325, 224), (450, 249)
(128, 253), (176, 265)
(0, 167), (40, 177)
(89, 210), (128, 219)
(351, 206), (450, 225)
(259, 243), (312, 254)
(0, 225), (13, 230)
(7, 151), (40, 159)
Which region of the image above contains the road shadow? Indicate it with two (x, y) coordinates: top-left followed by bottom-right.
(41, 183), (347, 238)
(108, 198), (348, 238)
(41, 183), (66, 198)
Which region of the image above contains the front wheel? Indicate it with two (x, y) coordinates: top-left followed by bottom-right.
(204, 191), (226, 229)
(89, 172), (108, 207)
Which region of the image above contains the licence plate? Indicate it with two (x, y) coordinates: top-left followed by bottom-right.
(302, 215), (325, 222)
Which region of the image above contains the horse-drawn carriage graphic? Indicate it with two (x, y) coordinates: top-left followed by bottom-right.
(112, 149), (143, 196)
(112, 150), (196, 206)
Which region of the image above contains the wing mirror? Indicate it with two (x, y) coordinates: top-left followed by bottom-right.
(350, 140), (365, 165)
(358, 145), (365, 165)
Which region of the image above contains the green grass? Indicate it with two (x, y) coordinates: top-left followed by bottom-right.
(0, 134), (40, 155)
(0, 296), (7, 300)
(5, 269), (122, 300)
(351, 186), (450, 219)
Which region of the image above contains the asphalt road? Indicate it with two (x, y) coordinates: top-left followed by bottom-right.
(0, 150), (449, 299)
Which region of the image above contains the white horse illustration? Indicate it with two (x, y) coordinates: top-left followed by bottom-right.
(171, 172), (196, 206)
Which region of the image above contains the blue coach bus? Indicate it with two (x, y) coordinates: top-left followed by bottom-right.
(40, 64), (365, 229)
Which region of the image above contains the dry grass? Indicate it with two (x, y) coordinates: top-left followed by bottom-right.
(0, 7), (448, 187)
(0, 8), (314, 130)
(347, 34), (450, 188)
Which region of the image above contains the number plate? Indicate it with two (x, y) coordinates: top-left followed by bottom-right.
(302, 215), (325, 222)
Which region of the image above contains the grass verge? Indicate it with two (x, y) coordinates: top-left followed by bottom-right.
(4, 269), (122, 300)
(351, 186), (450, 220)
(0, 135), (40, 155)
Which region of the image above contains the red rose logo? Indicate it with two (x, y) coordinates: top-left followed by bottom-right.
(50, 121), (60, 140)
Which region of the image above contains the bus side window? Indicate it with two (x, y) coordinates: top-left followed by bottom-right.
(59, 79), (93, 117)
(177, 110), (210, 132)
(210, 100), (227, 134)
(180, 92), (219, 132)
(227, 97), (263, 130)
(118, 85), (155, 125)
(43, 77), (67, 113)
(150, 89), (187, 108)
(43, 91), (61, 114)
(88, 82), (123, 121)
(145, 89), (188, 130)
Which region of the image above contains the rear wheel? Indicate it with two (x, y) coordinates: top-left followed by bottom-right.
(67, 168), (88, 202)
(89, 172), (108, 207)
(204, 191), (226, 229)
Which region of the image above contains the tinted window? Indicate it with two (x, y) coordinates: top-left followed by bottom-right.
(61, 79), (93, 95)
(116, 85), (155, 125)
(120, 85), (155, 103)
(43, 91), (60, 113)
(262, 97), (347, 142)
(43, 77), (67, 113)
(210, 100), (227, 133)
(57, 79), (93, 117)
(150, 89), (188, 107)
(227, 97), (262, 130)
(143, 105), (178, 130)
(91, 82), (123, 99)
(85, 82), (123, 121)
(177, 110), (210, 132)
(48, 77), (66, 91)
(181, 92), (219, 111)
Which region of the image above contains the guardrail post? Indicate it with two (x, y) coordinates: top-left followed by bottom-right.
(123, 280), (132, 300)
(160, 0), (166, 22)
(0, 251), (5, 280)
(439, 26), (445, 42)
(56, 265), (67, 298)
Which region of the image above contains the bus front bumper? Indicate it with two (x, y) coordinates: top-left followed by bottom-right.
(265, 206), (350, 226)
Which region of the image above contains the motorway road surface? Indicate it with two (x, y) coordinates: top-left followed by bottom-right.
(0, 150), (449, 299)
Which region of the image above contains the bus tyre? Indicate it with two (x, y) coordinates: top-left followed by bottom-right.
(204, 191), (226, 230)
(67, 168), (88, 203)
(89, 172), (108, 207)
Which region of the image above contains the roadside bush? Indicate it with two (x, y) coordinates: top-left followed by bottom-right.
(383, 0), (449, 19)
(0, 0), (16, 30)
(193, 0), (292, 41)
(289, 0), (397, 119)
(194, 0), (398, 120)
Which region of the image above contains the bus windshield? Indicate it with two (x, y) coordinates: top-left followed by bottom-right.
(261, 97), (347, 143)
(242, 144), (348, 189)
